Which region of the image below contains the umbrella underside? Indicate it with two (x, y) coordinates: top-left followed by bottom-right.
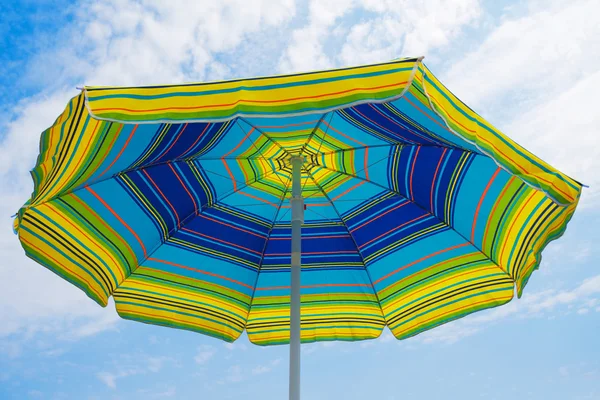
(15, 58), (581, 345)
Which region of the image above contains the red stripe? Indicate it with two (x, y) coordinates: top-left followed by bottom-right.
(239, 190), (279, 207)
(393, 294), (513, 336)
(21, 236), (107, 302)
(392, 265), (501, 304)
(321, 120), (366, 146)
(482, 176), (516, 251)
(142, 169), (181, 228)
(256, 282), (372, 291)
(353, 107), (415, 143)
(92, 81), (409, 113)
(363, 146), (370, 180)
(359, 214), (428, 250)
(96, 124), (137, 179)
(427, 93), (476, 134)
(180, 228), (262, 255)
(374, 243), (470, 285)
(168, 163), (198, 212)
(255, 120), (320, 129)
(269, 234), (351, 240)
(198, 214), (267, 239)
(157, 123), (188, 161)
(350, 201), (409, 233)
(86, 186), (148, 257)
(430, 148), (448, 212)
(52, 201), (125, 281)
(148, 257), (254, 289)
(367, 103), (437, 144)
(266, 250), (356, 256)
(182, 123), (210, 156)
(70, 193), (138, 264)
(498, 192), (537, 267)
(332, 180), (366, 201)
(61, 119), (102, 186)
(403, 95), (450, 133)
(120, 309), (228, 333)
(409, 146), (420, 200)
(471, 167), (501, 242)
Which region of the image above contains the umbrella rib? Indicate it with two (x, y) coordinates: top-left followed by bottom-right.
(312, 161), (513, 280)
(303, 203), (344, 225)
(300, 112), (335, 192)
(233, 119), (288, 165)
(298, 112), (328, 157)
(238, 116), (290, 156)
(303, 166), (388, 328)
(305, 146), (402, 196)
(234, 117), (293, 189)
(316, 142), (473, 157)
(199, 163), (288, 191)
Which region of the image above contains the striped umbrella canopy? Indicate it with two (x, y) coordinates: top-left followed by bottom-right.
(14, 57), (581, 398)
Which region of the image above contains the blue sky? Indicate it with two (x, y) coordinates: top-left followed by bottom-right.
(1, 0), (599, 399)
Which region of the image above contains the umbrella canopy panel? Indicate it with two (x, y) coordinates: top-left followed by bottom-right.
(14, 58), (581, 346)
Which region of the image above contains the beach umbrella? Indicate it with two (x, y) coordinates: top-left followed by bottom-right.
(14, 57), (582, 399)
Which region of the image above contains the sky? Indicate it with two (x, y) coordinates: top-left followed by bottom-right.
(0, 0), (599, 399)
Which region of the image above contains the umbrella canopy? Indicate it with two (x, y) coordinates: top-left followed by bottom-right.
(14, 57), (581, 394)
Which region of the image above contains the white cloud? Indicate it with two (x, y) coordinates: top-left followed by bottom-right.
(138, 386), (178, 399)
(195, 345), (217, 364)
(39, 348), (67, 357)
(278, 0), (351, 72)
(27, 390), (44, 398)
(505, 71), (600, 207)
(224, 341), (248, 351)
(441, 0), (600, 208)
(279, 0), (481, 72)
(97, 371), (119, 389)
(339, 0), (481, 65)
(96, 353), (173, 389)
(444, 0), (600, 107)
(154, 387), (177, 398)
(251, 358), (282, 375)
(216, 364), (245, 384)
(407, 274), (600, 345)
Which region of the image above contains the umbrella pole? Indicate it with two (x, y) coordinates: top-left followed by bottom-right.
(289, 155), (304, 400)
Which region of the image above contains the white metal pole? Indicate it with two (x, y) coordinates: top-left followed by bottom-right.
(289, 155), (304, 400)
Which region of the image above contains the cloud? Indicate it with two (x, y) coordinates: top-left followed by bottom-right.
(339, 0), (482, 65)
(96, 353), (174, 389)
(153, 387), (177, 398)
(440, 0), (600, 207)
(39, 348), (67, 358)
(443, 0), (600, 108)
(412, 321), (482, 345)
(279, 0), (482, 72)
(505, 71), (600, 207)
(194, 345), (217, 364)
(216, 365), (245, 384)
(251, 358), (282, 375)
(97, 371), (119, 389)
(224, 341), (248, 351)
(27, 390), (44, 398)
(407, 274), (600, 345)
(137, 386), (178, 399)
